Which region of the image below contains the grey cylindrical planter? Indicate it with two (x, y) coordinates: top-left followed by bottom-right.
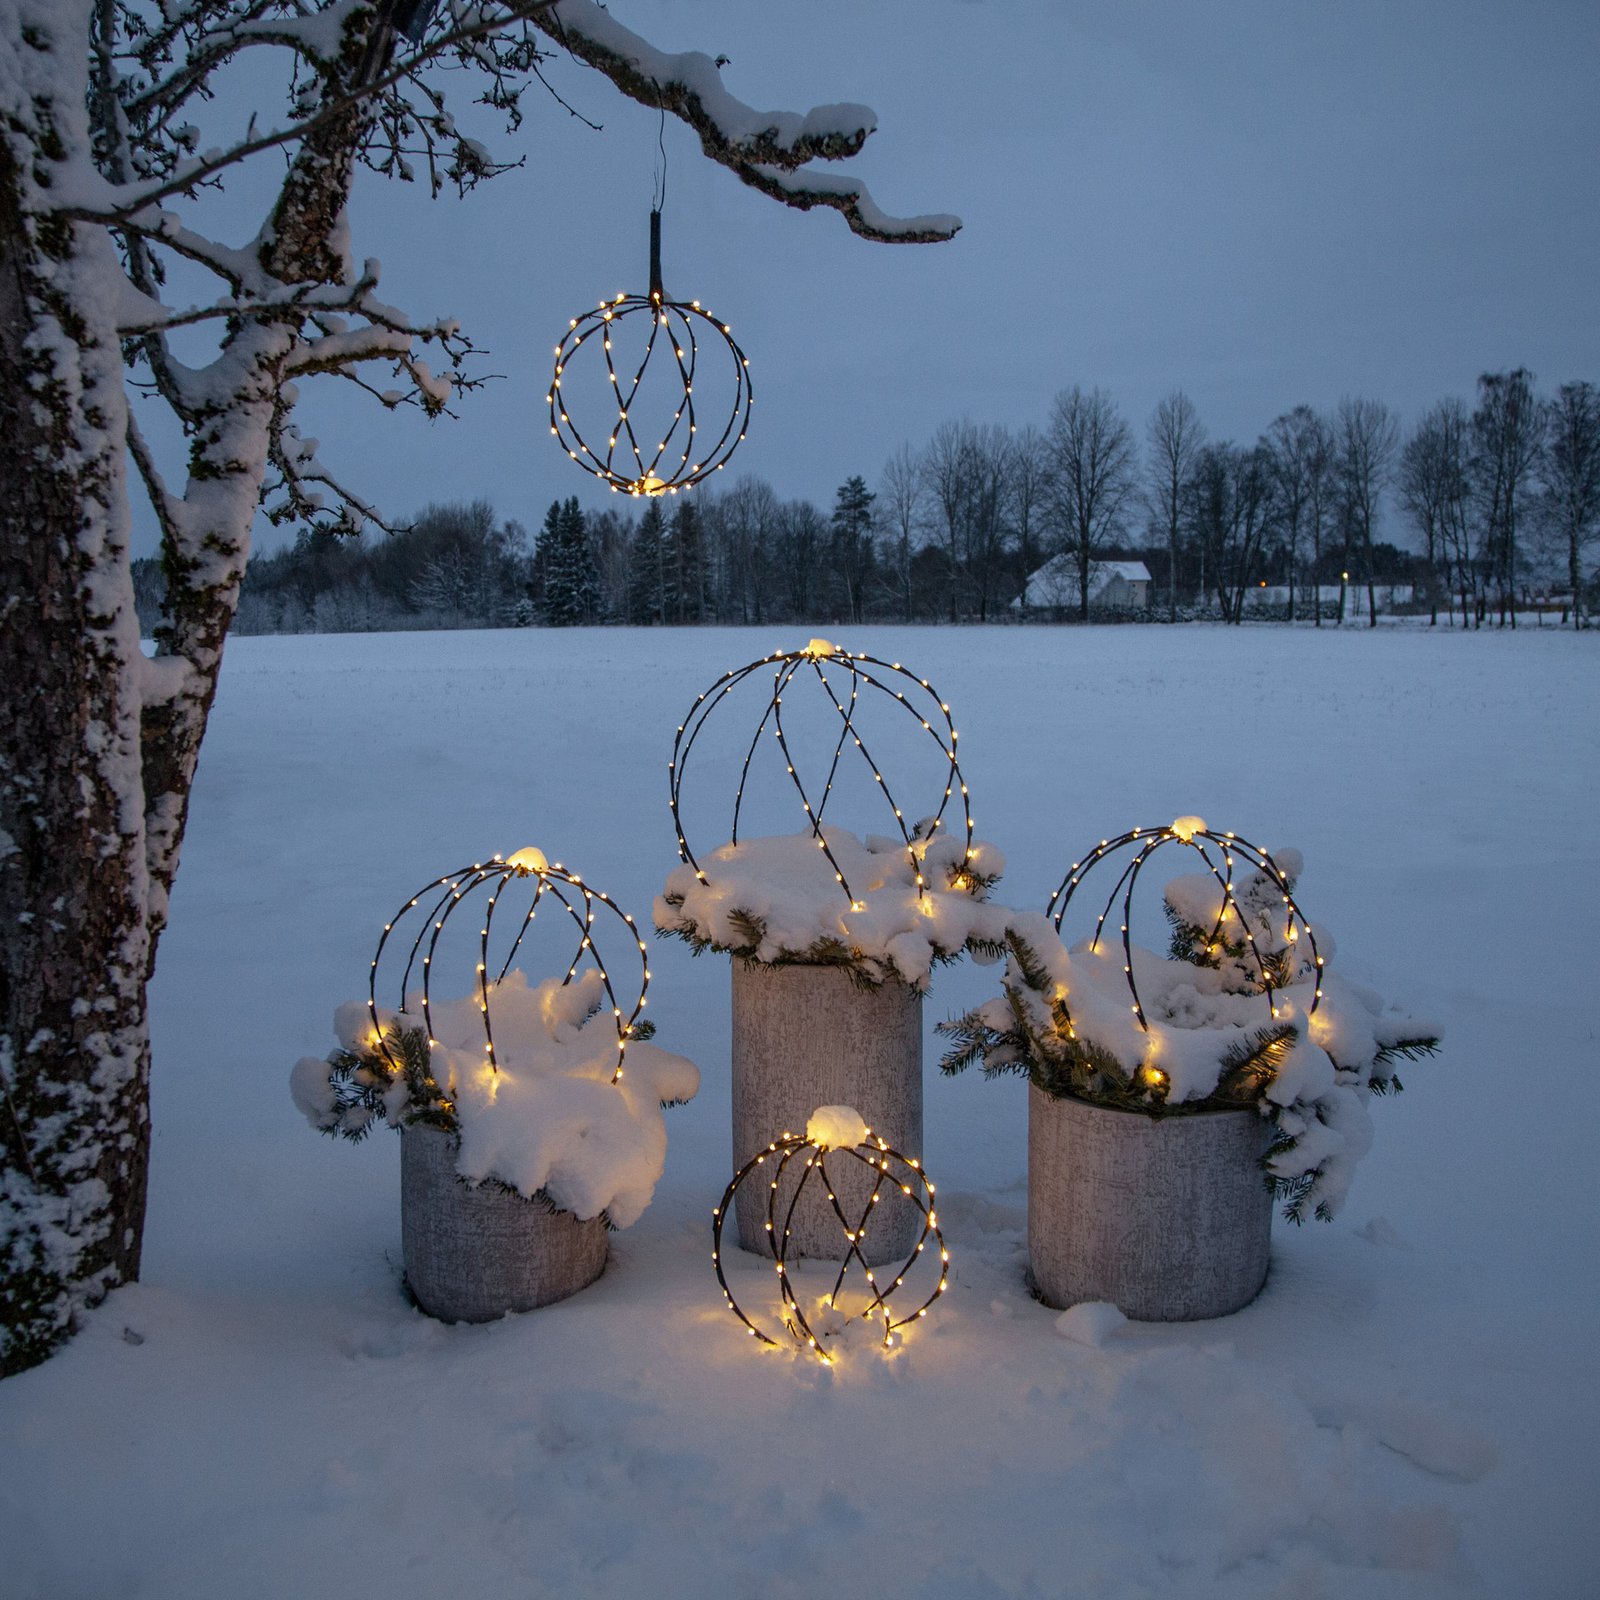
(731, 960), (922, 1265)
(1028, 1085), (1273, 1320)
(401, 1123), (607, 1322)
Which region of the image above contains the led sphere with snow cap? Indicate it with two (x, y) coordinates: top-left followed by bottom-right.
(939, 818), (1441, 1321)
(656, 641), (1008, 1263)
(711, 1106), (949, 1364)
(659, 638), (1005, 981)
(548, 211), (751, 497)
(290, 847), (699, 1323)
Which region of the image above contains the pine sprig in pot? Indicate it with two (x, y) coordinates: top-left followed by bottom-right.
(939, 818), (1441, 1222)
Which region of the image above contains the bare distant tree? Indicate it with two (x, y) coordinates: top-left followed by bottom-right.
(1185, 442), (1277, 622)
(1470, 369), (1545, 626)
(1265, 406), (1330, 623)
(1145, 392), (1206, 621)
(1007, 425), (1050, 614)
(1334, 398), (1400, 627)
(925, 421), (977, 621)
(1044, 387), (1137, 621)
(1538, 382), (1600, 626)
(879, 443), (927, 623)
(962, 424), (1012, 621)
(774, 499), (827, 619)
(712, 478), (781, 625)
(1398, 402), (1474, 626)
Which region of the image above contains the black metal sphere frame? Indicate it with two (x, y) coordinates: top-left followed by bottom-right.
(366, 853), (652, 1087)
(710, 1127), (949, 1363)
(547, 286), (751, 497)
(1044, 824), (1325, 1038)
(667, 644), (976, 906)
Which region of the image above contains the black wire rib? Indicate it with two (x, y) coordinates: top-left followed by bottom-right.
(366, 853), (653, 1090)
(1041, 824), (1325, 1057)
(667, 645), (975, 909)
(710, 1126), (949, 1363)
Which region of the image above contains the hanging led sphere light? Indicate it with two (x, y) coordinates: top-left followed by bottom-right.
(711, 1106), (950, 1363)
(548, 210), (752, 496)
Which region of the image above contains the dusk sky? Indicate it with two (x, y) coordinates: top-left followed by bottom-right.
(165, 0), (1600, 555)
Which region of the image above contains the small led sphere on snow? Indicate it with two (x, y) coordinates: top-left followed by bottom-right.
(667, 641), (977, 906)
(710, 1106), (949, 1362)
(366, 846), (652, 1089)
(547, 210), (751, 497)
(1045, 819), (1325, 1044)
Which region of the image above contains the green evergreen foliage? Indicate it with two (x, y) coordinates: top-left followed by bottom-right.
(665, 499), (708, 623)
(830, 475), (877, 622)
(536, 496), (601, 625)
(624, 500), (667, 624)
(317, 1022), (455, 1141)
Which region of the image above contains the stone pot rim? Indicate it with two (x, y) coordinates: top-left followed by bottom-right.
(731, 952), (925, 989)
(1031, 1085), (1266, 1123)
(401, 1121), (610, 1226)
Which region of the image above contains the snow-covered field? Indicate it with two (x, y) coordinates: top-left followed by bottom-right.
(3, 624), (1596, 1599)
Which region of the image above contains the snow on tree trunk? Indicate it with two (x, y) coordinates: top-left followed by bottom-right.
(0, 13), (151, 1374)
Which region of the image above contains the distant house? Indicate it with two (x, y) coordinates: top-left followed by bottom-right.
(1015, 557), (1152, 611)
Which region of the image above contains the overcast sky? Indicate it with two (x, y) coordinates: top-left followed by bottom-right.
(148, 0), (1600, 555)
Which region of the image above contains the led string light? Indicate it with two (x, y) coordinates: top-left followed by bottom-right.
(547, 210), (752, 496)
(710, 1126), (949, 1363)
(668, 641), (976, 906)
(367, 849), (653, 1087)
(1043, 819), (1324, 1047)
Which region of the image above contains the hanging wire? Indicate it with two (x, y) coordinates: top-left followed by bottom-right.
(667, 643), (975, 906)
(366, 852), (653, 1087)
(1043, 822), (1324, 1039)
(653, 92), (668, 214)
(711, 1125), (949, 1363)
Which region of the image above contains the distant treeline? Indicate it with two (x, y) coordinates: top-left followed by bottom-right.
(132, 368), (1599, 636)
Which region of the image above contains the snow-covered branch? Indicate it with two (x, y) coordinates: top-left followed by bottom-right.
(264, 406), (405, 534)
(531, 0), (961, 242)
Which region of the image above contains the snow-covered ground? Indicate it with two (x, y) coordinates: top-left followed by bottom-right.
(3, 624), (1596, 1599)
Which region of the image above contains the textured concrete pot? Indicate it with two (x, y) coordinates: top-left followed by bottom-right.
(731, 960), (922, 1265)
(401, 1123), (607, 1322)
(1028, 1085), (1273, 1321)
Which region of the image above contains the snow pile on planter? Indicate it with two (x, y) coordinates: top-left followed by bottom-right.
(292, 968), (699, 1228)
(655, 824), (1008, 988)
(956, 851), (1440, 1221)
